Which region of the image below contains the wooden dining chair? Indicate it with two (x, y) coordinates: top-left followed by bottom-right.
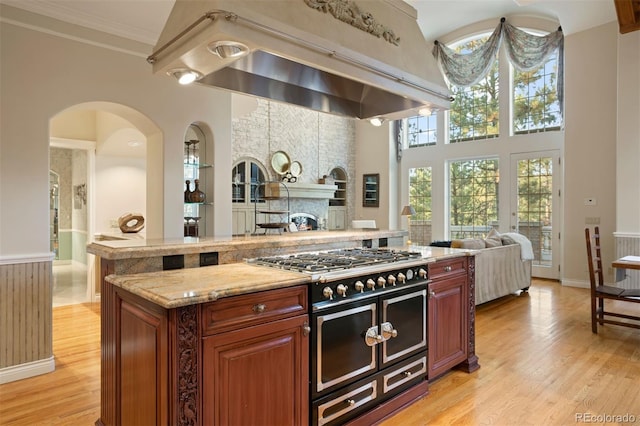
(585, 226), (640, 333)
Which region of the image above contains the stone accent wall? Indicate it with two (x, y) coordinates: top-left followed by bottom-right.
(232, 99), (356, 225)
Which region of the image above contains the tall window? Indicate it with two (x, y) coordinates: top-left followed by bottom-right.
(513, 56), (562, 134)
(449, 37), (500, 143)
(449, 158), (499, 239)
(408, 167), (432, 245)
(407, 115), (437, 147)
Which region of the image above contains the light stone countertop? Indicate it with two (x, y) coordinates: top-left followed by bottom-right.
(105, 245), (472, 309)
(106, 262), (311, 309)
(88, 230), (407, 260)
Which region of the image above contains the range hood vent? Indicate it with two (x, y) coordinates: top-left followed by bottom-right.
(149, 0), (452, 120)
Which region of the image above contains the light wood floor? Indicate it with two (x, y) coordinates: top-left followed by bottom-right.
(0, 302), (101, 425)
(1, 280), (639, 425)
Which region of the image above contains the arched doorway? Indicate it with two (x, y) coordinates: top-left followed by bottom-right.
(49, 102), (162, 306)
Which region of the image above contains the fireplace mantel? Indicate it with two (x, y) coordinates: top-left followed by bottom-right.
(267, 182), (338, 199)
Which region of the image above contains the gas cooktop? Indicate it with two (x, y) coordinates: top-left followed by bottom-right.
(248, 248), (423, 274)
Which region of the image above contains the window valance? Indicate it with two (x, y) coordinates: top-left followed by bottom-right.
(432, 17), (564, 111)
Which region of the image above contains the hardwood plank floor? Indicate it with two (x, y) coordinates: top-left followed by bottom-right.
(383, 280), (640, 425)
(1, 280), (639, 425)
(0, 302), (101, 425)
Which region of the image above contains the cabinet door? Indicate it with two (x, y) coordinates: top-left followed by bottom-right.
(428, 274), (468, 379)
(202, 315), (309, 425)
(328, 207), (346, 230)
(232, 208), (255, 235)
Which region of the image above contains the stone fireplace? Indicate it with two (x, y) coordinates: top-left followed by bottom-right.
(290, 212), (320, 231)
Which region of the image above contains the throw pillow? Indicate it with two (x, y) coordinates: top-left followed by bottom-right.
(484, 228), (502, 247)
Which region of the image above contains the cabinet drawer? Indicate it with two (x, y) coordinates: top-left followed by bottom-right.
(201, 285), (308, 335)
(429, 257), (467, 280)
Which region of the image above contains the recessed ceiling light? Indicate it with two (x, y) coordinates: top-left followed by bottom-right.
(207, 41), (249, 59)
(128, 140), (142, 147)
(370, 117), (385, 127)
(167, 68), (203, 85)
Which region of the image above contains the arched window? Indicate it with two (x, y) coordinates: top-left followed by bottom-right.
(512, 46), (562, 134)
(448, 35), (500, 143)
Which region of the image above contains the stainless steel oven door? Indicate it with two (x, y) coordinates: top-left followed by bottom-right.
(313, 300), (377, 396)
(380, 284), (427, 367)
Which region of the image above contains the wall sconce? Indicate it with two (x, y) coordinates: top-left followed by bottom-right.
(401, 205), (416, 245)
(369, 117), (385, 127)
(168, 68), (203, 85)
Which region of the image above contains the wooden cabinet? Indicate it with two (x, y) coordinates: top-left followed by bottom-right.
(328, 206), (346, 230)
(202, 316), (309, 425)
(99, 283), (308, 426)
(232, 207), (253, 236)
(202, 285), (309, 425)
(428, 256), (478, 379)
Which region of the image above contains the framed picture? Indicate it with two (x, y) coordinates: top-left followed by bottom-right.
(362, 174), (379, 207)
(73, 183), (86, 209)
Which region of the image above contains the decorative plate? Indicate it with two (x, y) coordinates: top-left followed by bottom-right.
(271, 151), (290, 175)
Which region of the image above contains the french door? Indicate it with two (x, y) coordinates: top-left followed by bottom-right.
(510, 151), (561, 280)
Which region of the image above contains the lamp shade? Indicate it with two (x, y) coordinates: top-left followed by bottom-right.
(401, 205), (416, 216)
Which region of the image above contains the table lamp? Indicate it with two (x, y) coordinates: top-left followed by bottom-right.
(401, 205), (416, 245)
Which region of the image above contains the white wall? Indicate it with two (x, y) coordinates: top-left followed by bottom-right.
(355, 120), (393, 230)
(616, 31), (640, 234)
(71, 149), (87, 264)
(563, 21), (618, 285)
(95, 156), (146, 233)
(0, 6), (234, 375)
(0, 9), (234, 258)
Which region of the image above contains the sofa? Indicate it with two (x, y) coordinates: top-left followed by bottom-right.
(450, 230), (533, 305)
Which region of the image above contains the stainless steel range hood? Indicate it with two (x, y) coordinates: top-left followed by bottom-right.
(149, 0), (452, 120)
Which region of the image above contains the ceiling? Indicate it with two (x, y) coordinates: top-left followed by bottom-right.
(2, 0), (620, 47)
(3, 0), (626, 157)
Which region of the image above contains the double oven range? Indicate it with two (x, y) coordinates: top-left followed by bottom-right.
(250, 248), (431, 425)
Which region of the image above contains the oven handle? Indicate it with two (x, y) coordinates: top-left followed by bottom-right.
(365, 322), (398, 346)
(365, 326), (383, 346)
(380, 322), (398, 340)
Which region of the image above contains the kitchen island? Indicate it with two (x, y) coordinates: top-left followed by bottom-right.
(87, 230), (406, 296)
(96, 243), (479, 425)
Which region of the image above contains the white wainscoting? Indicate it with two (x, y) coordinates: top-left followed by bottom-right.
(614, 232), (640, 290)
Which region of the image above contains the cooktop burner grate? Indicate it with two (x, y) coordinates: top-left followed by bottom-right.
(250, 248), (422, 273)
